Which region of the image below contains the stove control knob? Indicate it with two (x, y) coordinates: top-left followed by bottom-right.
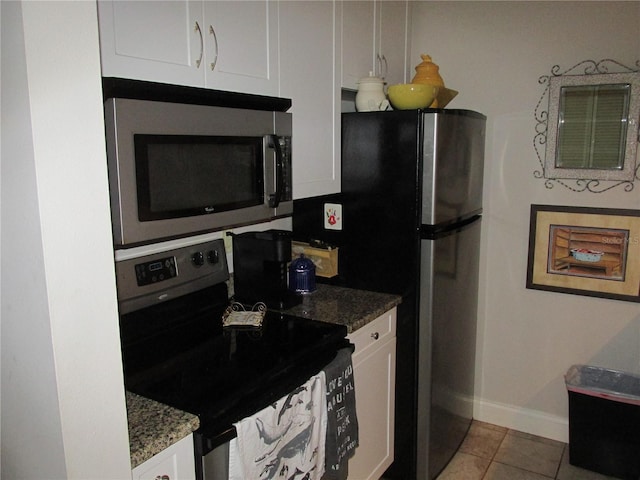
(207, 249), (219, 264)
(192, 251), (205, 267)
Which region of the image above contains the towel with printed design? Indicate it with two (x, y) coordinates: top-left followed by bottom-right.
(229, 372), (327, 480)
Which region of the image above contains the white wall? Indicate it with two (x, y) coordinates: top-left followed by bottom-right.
(1, 2), (131, 478)
(412, 1), (640, 442)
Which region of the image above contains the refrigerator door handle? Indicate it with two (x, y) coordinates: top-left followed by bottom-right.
(420, 214), (481, 240)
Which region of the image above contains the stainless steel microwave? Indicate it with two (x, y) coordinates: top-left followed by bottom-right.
(104, 96), (292, 247)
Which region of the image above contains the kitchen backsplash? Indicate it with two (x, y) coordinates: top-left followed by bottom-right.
(293, 194), (348, 286)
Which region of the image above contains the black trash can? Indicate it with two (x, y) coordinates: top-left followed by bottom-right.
(565, 364), (640, 480)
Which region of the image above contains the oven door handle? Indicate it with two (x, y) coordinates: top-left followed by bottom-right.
(266, 134), (283, 208)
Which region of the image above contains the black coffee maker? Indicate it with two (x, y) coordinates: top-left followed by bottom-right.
(232, 229), (301, 310)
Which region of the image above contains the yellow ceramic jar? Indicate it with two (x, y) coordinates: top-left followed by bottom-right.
(411, 54), (444, 107)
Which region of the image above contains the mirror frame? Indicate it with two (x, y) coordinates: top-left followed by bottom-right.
(534, 60), (640, 192)
(545, 72), (640, 181)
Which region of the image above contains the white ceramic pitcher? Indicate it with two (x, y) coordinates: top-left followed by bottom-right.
(355, 72), (390, 112)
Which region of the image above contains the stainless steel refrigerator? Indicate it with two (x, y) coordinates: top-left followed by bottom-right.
(294, 109), (485, 479)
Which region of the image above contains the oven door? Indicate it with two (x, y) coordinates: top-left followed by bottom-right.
(199, 439), (230, 480)
(190, 338), (351, 480)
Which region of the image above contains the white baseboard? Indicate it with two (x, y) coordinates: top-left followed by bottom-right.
(473, 398), (569, 443)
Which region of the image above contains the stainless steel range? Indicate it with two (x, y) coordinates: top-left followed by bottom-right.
(115, 239), (349, 479)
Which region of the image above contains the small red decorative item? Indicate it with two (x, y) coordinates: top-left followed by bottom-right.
(326, 209), (339, 225)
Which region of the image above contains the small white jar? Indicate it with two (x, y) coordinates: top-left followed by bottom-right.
(355, 72), (390, 112)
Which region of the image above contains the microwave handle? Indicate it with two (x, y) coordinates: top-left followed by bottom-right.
(266, 135), (283, 208)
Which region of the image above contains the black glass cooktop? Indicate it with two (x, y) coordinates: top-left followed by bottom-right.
(119, 282), (348, 447)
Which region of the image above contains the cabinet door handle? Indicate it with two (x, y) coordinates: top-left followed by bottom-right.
(377, 54), (388, 80)
(208, 25), (219, 71)
(371, 332), (380, 340)
(154, 476), (170, 480)
(194, 21), (203, 68)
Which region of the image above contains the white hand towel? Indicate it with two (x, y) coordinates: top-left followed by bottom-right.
(229, 372), (328, 480)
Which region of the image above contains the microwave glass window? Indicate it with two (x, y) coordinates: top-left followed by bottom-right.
(135, 135), (264, 220)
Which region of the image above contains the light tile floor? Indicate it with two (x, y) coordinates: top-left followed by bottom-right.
(436, 420), (619, 480)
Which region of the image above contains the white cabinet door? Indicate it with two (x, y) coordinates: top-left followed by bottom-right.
(131, 434), (195, 480)
(377, 1), (411, 87)
(347, 309), (397, 480)
(98, 0), (279, 96)
(280, 1), (341, 198)
(203, 1), (279, 96)
(98, 0), (204, 87)
(340, 0), (409, 90)
(340, 0), (376, 90)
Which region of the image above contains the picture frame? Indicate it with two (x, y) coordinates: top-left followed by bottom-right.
(526, 204), (640, 302)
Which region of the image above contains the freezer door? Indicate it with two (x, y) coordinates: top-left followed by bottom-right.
(421, 111), (486, 226)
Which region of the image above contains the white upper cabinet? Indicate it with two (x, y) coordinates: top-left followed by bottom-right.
(279, 1), (342, 198)
(97, 1), (203, 86)
(203, 1), (279, 95)
(377, 1), (411, 88)
(97, 1), (279, 97)
(340, 0), (410, 90)
(341, 1), (376, 90)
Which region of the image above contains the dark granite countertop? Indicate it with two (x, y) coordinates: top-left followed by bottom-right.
(283, 283), (402, 333)
(125, 284), (401, 467)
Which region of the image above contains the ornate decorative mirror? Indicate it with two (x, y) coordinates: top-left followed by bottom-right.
(535, 60), (640, 192)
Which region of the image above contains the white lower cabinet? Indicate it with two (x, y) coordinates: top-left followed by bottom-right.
(347, 308), (397, 480)
(132, 434), (195, 480)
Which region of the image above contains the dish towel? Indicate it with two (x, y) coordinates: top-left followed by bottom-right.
(322, 347), (359, 480)
(229, 372), (328, 480)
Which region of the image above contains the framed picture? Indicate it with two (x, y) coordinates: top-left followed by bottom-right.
(526, 204), (640, 302)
